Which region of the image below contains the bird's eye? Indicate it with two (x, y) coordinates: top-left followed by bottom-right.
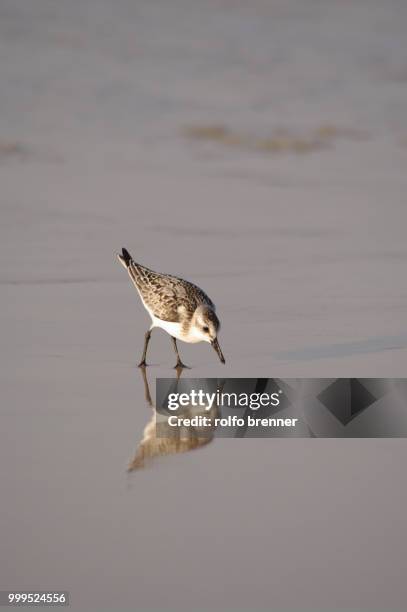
(202, 326), (209, 333)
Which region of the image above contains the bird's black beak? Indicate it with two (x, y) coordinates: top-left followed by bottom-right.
(211, 338), (225, 364)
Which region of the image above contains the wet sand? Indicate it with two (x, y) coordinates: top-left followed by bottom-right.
(1, 0), (407, 610)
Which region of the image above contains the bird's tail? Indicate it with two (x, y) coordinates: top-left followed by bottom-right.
(117, 247), (133, 269)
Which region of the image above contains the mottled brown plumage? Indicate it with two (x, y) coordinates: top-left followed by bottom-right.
(127, 260), (214, 323)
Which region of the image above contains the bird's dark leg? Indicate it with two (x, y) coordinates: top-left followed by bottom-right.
(138, 330), (152, 367)
(171, 336), (188, 369)
(139, 364), (153, 405)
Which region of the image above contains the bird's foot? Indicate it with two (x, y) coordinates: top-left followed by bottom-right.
(174, 361), (189, 370)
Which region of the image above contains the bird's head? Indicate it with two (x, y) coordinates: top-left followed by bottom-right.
(191, 305), (225, 363)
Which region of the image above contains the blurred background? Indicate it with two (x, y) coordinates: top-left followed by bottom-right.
(1, 1), (407, 611)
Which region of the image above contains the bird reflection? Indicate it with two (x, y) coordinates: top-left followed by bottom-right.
(128, 367), (219, 471)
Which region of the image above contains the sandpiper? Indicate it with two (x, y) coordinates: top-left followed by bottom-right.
(117, 248), (225, 368)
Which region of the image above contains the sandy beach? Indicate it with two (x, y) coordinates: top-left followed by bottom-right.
(1, 1), (407, 610)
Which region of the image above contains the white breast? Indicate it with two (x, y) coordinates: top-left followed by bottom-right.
(151, 316), (184, 340)
(150, 315), (203, 344)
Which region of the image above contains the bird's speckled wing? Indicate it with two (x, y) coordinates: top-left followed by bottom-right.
(128, 262), (214, 322)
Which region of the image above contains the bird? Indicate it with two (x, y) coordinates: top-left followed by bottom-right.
(117, 247), (225, 368)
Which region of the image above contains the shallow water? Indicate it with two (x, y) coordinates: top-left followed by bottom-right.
(1, 0), (407, 610)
